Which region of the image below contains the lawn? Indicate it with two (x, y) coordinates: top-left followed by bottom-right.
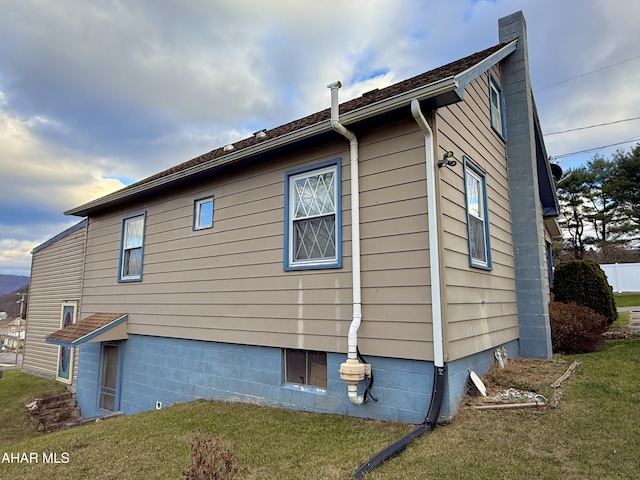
(0, 369), (66, 445)
(613, 292), (640, 308)
(1, 340), (639, 479)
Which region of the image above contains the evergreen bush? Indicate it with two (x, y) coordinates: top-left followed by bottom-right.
(552, 259), (618, 324)
(549, 301), (607, 354)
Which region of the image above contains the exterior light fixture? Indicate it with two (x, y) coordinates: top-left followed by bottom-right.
(438, 151), (458, 168)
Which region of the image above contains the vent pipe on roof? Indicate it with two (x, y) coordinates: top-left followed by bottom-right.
(328, 81), (371, 406)
(223, 144), (235, 152)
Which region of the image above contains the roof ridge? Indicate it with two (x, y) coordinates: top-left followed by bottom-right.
(125, 42), (508, 191)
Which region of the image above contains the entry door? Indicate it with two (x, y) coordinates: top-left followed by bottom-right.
(99, 342), (121, 411)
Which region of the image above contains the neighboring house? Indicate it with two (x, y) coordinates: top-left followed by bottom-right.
(22, 220), (87, 384)
(45, 12), (560, 423)
(1, 317), (26, 349)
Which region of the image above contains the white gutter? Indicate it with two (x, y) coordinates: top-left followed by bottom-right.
(65, 77), (459, 217)
(329, 81), (371, 405)
(410, 99), (445, 368)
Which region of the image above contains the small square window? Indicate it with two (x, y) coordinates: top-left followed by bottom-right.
(284, 349), (327, 388)
(194, 197), (214, 230)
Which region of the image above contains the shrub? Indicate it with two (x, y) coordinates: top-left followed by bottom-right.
(552, 259), (618, 324)
(183, 429), (245, 480)
(549, 301), (608, 354)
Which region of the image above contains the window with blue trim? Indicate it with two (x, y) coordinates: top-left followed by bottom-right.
(464, 158), (491, 269)
(119, 213), (145, 281)
(284, 160), (341, 270)
(489, 76), (505, 138)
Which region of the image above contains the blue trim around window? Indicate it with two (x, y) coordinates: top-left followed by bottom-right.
(547, 241), (554, 288)
(489, 74), (506, 140)
(463, 157), (492, 270)
(117, 211), (146, 283)
(283, 158), (342, 271)
(192, 195), (215, 231)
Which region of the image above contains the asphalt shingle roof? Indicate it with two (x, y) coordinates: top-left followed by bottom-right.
(130, 42), (509, 189)
(46, 312), (127, 346)
(65, 41), (512, 217)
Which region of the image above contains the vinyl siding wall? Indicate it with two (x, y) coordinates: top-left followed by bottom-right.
(436, 66), (518, 361)
(80, 120), (435, 361)
(79, 67), (518, 364)
(23, 222), (86, 380)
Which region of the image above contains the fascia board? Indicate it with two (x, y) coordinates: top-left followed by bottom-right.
(65, 77), (459, 217)
(454, 40), (517, 98)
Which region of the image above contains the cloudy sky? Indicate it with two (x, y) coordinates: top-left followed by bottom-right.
(1, 0), (639, 277)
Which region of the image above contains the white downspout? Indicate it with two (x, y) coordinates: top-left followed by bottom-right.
(328, 81), (370, 405)
(410, 99), (445, 368)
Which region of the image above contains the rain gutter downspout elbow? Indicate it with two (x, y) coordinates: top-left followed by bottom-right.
(328, 81), (369, 406)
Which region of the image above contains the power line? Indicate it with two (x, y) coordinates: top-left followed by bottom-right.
(535, 54), (640, 92)
(544, 116), (640, 136)
(552, 137), (640, 160)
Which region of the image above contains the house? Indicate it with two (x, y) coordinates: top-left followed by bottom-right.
(1, 317), (26, 349)
(22, 219), (87, 383)
(43, 11), (560, 424)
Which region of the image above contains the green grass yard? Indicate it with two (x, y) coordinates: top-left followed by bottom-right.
(1, 340), (639, 479)
(613, 292), (640, 308)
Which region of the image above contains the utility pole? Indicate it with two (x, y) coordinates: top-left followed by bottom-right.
(15, 292), (27, 365)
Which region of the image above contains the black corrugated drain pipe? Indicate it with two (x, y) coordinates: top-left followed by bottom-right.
(353, 365), (447, 479)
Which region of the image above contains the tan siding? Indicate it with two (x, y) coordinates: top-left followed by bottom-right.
(437, 67), (518, 361)
(79, 67), (520, 363)
(80, 118), (438, 360)
(23, 223), (86, 382)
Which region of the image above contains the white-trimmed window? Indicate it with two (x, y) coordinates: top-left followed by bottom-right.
(489, 76), (505, 137)
(284, 159), (341, 270)
(119, 212), (146, 282)
(464, 158), (491, 269)
(193, 196), (214, 230)
(284, 349), (327, 388)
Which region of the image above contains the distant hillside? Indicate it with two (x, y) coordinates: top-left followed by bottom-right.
(0, 275), (29, 295)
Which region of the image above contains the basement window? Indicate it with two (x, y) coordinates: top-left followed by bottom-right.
(284, 349), (327, 388)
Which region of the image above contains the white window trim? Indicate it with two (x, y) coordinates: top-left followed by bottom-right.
(193, 196), (214, 230)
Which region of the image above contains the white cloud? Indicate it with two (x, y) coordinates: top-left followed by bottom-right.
(0, 107), (125, 213)
(1, 0), (640, 274)
(0, 239), (38, 276)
